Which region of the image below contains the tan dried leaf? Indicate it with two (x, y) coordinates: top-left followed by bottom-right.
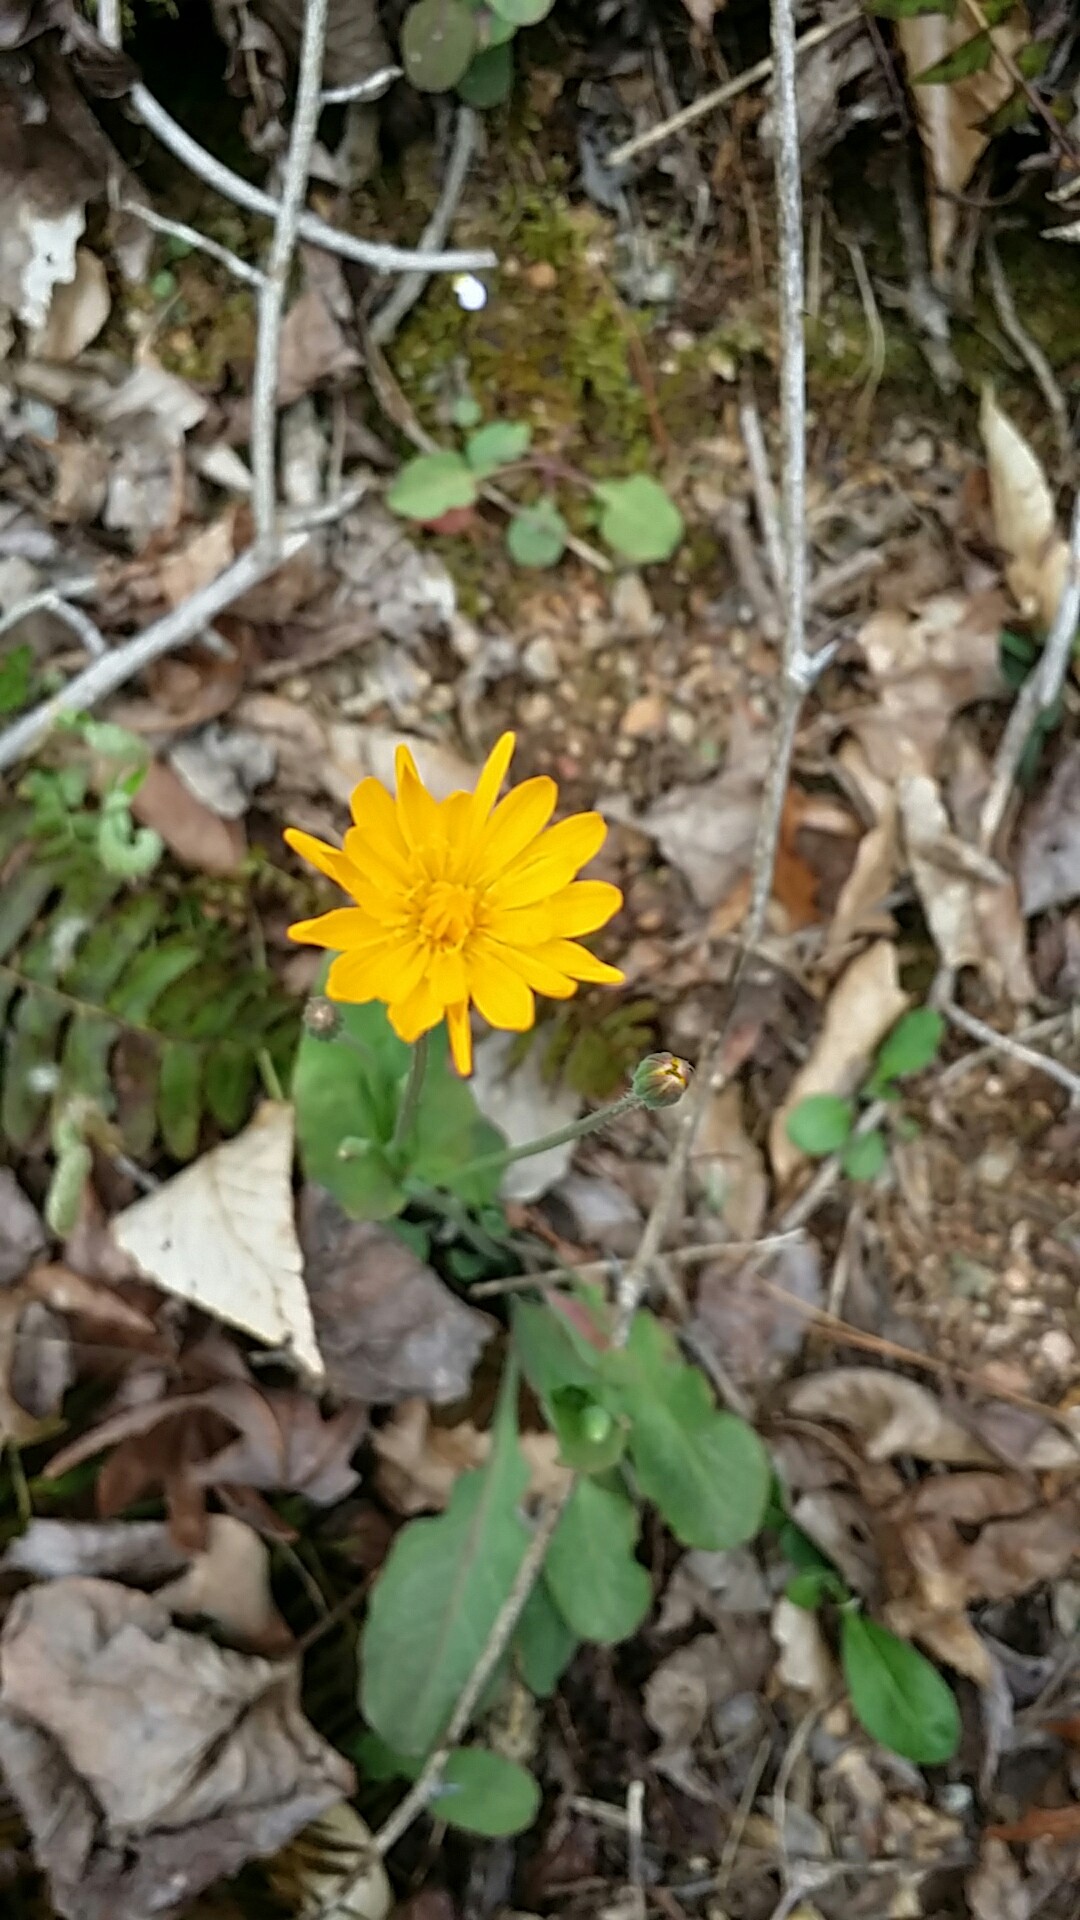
(770, 942), (908, 1182)
(692, 1081), (768, 1239)
(372, 1400), (568, 1516)
(786, 1368), (993, 1466)
(824, 804), (899, 958)
(771, 1596), (837, 1698)
(980, 387), (1068, 631)
(158, 1513), (291, 1652)
(851, 590), (1009, 777)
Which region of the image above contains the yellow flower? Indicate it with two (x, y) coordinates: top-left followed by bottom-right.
(285, 732), (624, 1076)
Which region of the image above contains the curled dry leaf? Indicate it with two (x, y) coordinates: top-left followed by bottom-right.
(851, 590), (1009, 778)
(111, 1102), (324, 1378)
(644, 1624), (773, 1800)
(130, 760), (247, 874)
(300, 1186), (494, 1404)
(639, 729), (769, 910)
(981, 388), (1067, 632)
(898, 771), (1033, 998)
(786, 1368), (993, 1466)
(657, 1546), (772, 1633)
(277, 288), (359, 407)
(770, 941), (908, 1183)
(0, 1576), (353, 1920)
(825, 802), (899, 958)
(157, 1513), (292, 1653)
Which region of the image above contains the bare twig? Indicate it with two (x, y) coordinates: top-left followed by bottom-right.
(321, 65), (401, 105)
(842, 233), (885, 436)
(96, 0), (121, 45)
(371, 1478), (575, 1858)
(942, 1001), (1080, 1105)
(368, 107), (479, 346)
(983, 231), (1070, 468)
(0, 536), (308, 773)
(119, 199), (266, 289)
(979, 490), (1080, 850)
(614, 0), (832, 1338)
(606, 8), (862, 168)
(0, 581), (102, 657)
(739, 398), (786, 599)
(935, 1010), (1076, 1091)
(128, 82), (496, 277)
(251, 0), (330, 541)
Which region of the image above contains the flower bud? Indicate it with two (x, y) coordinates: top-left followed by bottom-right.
(632, 1051), (693, 1109)
(303, 996), (341, 1040)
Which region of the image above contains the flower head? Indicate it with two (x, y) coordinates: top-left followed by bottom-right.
(632, 1052), (693, 1109)
(285, 733), (624, 1075)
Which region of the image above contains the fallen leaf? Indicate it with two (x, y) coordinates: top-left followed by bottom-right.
(770, 942), (908, 1182)
(953, 1498), (1080, 1603)
(470, 1029), (581, 1203)
(156, 513), (239, 610)
(981, 388), (1067, 632)
(1018, 743), (1080, 917)
(0, 1169), (45, 1287)
(657, 1546), (771, 1633)
(0, 1576), (353, 1920)
(644, 1625), (773, 1798)
(111, 1103), (323, 1378)
(690, 1081), (768, 1240)
(851, 590), (1009, 777)
(0, 1518), (187, 1585)
(277, 288), (359, 406)
(967, 1836), (1032, 1920)
(689, 1237), (823, 1391)
(824, 803), (899, 958)
(640, 728), (769, 909)
(29, 245), (109, 362)
(238, 695), (475, 812)
(898, 770), (1017, 982)
(786, 1369), (993, 1466)
(372, 1399), (566, 1516)
(988, 1805), (1080, 1846)
(130, 760), (247, 874)
(897, 13), (1026, 283)
(158, 1513), (291, 1652)
(300, 1186), (494, 1404)
(267, 1802), (392, 1920)
(0, 1291), (63, 1445)
(771, 1596), (837, 1699)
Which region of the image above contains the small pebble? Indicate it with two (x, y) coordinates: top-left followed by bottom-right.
(611, 571), (657, 639)
(667, 709), (696, 745)
(521, 634), (560, 683)
(518, 691), (553, 725)
(1039, 1328), (1076, 1372)
(620, 693), (666, 738)
(524, 260), (557, 291)
(899, 432), (936, 472)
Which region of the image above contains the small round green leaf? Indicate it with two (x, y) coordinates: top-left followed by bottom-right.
(489, 0), (554, 23)
(458, 39), (514, 104)
(429, 1748), (541, 1835)
(841, 1128), (887, 1183)
(785, 1093), (855, 1157)
(401, 0), (477, 93)
(595, 475), (684, 564)
(872, 1008), (944, 1086)
(841, 1612), (961, 1765)
(544, 1477), (651, 1644)
(507, 503), (568, 568)
(388, 451), (478, 520)
(452, 394), (483, 428)
(466, 420), (532, 473)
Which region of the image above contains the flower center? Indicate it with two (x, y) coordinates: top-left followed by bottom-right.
(418, 880), (477, 950)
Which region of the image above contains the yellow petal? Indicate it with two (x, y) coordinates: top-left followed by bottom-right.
(469, 944), (536, 1031)
(475, 777), (558, 882)
(545, 880), (623, 936)
(446, 1000), (473, 1075)
(287, 907), (385, 950)
(483, 903), (556, 947)
(348, 777), (412, 872)
(476, 936), (575, 1000)
(428, 948), (468, 1007)
(283, 826), (357, 895)
(395, 744), (444, 851)
(326, 949), (392, 1001)
(342, 829), (412, 922)
(486, 813), (607, 908)
(469, 732), (515, 829)
(532, 939), (625, 985)
(389, 977), (444, 1044)
(352, 939), (428, 1004)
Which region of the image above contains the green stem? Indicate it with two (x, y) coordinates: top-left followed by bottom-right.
(450, 1089), (642, 1185)
(390, 1033), (430, 1157)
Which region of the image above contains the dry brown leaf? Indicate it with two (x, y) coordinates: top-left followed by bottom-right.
(1018, 743), (1080, 917)
(111, 1103), (322, 1376)
(131, 760), (247, 874)
(967, 1836), (1031, 1920)
(238, 695), (476, 812)
(0, 1169), (45, 1287)
(644, 1625), (773, 1799)
(897, 13), (1026, 282)
(770, 942), (908, 1182)
(786, 1368), (993, 1466)
(267, 1802), (392, 1920)
(157, 513), (239, 610)
(158, 1514), (292, 1652)
(898, 770), (1010, 978)
(824, 803), (899, 958)
(0, 1576), (352, 1920)
(955, 1498), (1080, 1602)
(981, 388), (1067, 631)
(690, 1081), (768, 1239)
(771, 1596), (837, 1698)
(689, 1238), (822, 1393)
(883, 1602), (996, 1689)
(639, 728), (768, 909)
(47, 434), (109, 523)
(851, 590), (1009, 777)
(0, 1518), (187, 1585)
(277, 289), (359, 406)
(30, 244), (109, 362)
(300, 1186), (494, 1404)
(372, 1400), (568, 1516)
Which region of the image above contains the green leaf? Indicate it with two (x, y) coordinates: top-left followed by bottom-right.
(158, 1042), (203, 1160)
(293, 991), (505, 1220)
(841, 1613), (961, 1765)
(866, 0), (954, 13)
(544, 1477), (651, 1644)
(488, 0), (554, 22)
(869, 1008), (944, 1088)
(1017, 37), (1050, 77)
(594, 476), (683, 564)
(608, 1314), (771, 1551)
(547, 1386), (626, 1472)
(0, 644), (32, 716)
(785, 1094), (855, 1157)
(914, 30), (991, 82)
(400, 0), (477, 92)
(458, 39), (514, 104)
(512, 1296), (601, 1401)
(388, 450), (478, 520)
(507, 502), (568, 568)
(841, 1129), (887, 1183)
(466, 421), (531, 474)
(452, 395), (483, 428)
(515, 1583), (579, 1696)
(786, 1568), (849, 1609)
(360, 1377), (529, 1755)
(429, 1748), (540, 1835)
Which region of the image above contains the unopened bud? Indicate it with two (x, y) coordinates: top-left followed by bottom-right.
(303, 996), (341, 1040)
(632, 1051), (693, 1109)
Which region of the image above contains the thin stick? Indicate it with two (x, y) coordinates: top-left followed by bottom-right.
(979, 490), (1080, 850)
(96, 0), (121, 45)
(0, 535), (308, 773)
(983, 231), (1069, 466)
(368, 107), (479, 347)
(251, 0), (330, 541)
(613, 0), (832, 1341)
(606, 8), (862, 168)
(120, 199), (266, 289)
(0, 587), (106, 657)
(371, 1478), (575, 1858)
(321, 65), (401, 105)
(739, 398), (786, 598)
(942, 1001), (1080, 1105)
(128, 83), (495, 277)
